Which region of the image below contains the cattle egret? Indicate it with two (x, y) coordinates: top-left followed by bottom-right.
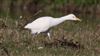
(24, 14), (81, 39)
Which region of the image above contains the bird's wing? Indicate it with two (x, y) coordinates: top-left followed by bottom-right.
(29, 17), (51, 33)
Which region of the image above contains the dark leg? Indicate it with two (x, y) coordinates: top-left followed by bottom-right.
(43, 28), (51, 40)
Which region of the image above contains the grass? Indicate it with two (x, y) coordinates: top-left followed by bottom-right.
(0, 14), (100, 56)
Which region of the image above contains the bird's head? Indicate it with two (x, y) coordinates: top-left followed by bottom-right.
(63, 14), (81, 21)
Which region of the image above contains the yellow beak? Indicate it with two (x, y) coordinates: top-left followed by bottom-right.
(76, 18), (81, 21)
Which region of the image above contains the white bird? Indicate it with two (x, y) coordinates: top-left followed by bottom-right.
(24, 14), (81, 39)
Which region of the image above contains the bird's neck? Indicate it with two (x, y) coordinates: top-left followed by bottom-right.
(51, 16), (71, 27)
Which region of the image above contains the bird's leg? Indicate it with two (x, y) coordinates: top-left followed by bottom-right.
(32, 33), (38, 38)
(32, 34), (36, 37)
(44, 28), (52, 40)
(47, 32), (51, 40)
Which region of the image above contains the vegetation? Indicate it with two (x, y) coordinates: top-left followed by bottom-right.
(0, 0), (100, 56)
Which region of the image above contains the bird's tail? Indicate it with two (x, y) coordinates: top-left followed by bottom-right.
(24, 23), (31, 29)
(24, 25), (28, 28)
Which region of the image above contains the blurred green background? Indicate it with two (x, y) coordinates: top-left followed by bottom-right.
(0, 0), (100, 28)
(0, 0), (100, 18)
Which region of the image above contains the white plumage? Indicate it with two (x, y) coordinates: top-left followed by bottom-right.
(24, 14), (81, 39)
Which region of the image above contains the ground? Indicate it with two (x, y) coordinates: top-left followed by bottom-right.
(0, 15), (100, 56)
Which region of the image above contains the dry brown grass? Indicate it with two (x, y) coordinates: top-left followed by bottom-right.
(0, 16), (100, 56)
